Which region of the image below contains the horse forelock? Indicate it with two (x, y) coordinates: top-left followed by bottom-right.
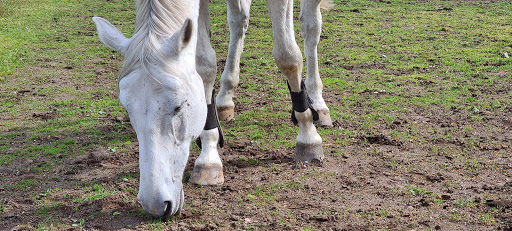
(118, 0), (195, 82)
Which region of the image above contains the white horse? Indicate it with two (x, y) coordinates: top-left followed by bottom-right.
(93, 0), (332, 219)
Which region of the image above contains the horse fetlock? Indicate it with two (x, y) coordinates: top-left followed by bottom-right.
(304, 92), (332, 127)
(294, 108), (315, 122)
(189, 163), (224, 186)
(220, 72), (240, 90)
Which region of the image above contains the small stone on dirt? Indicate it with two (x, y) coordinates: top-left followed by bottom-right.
(440, 194), (451, 200)
(89, 149), (108, 162)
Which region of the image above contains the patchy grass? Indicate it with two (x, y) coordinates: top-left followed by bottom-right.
(1, 0), (512, 230)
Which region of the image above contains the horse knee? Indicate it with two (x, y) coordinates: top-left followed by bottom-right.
(300, 16), (321, 37)
(273, 46), (302, 78)
(228, 10), (249, 32)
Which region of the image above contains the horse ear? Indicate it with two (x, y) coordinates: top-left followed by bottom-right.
(92, 17), (129, 55)
(161, 18), (194, 57)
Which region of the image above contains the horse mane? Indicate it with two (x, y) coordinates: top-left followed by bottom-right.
(118, 0), (193, 81)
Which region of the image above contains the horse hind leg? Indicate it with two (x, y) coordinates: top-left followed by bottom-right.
(300, 0), (333, 127)
(190, 0), (224, 185)
(267, 0), (323, 162)
(216, 0), (252, 122)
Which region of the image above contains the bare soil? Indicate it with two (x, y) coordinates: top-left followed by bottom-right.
(2, 59), (512, 230)
(1, 1), (512, 230)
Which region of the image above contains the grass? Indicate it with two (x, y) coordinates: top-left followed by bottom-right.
(0, 200), (6, 212)
(14, 179), (38, 191)
(1, 0), (512, 230)
(2, 0), (510, 156)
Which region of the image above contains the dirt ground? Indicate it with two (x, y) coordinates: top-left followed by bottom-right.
(2, 60), (512, 230)
(2, 1), (512, 230)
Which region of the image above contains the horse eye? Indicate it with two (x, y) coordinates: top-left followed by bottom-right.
(173, 100), (187, 114)
(174, 105), (182, 114)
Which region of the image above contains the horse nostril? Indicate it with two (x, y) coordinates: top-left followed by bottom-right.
(161, 201), (173, 221)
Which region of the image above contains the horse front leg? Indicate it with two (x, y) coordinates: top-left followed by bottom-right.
(266, 0), (324, 162)
(300, 0), (332, 127)
(216, 0), (252, 122)
(190, 0), (224, 185)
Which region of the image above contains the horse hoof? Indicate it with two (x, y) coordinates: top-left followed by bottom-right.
(294, 143), (324, 162)
(189, 164), (224, 185)
(217, 106), (234, 122)
(315, 110), (333, 127)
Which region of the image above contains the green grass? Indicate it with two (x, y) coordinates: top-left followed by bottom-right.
(0, 0), (136, 167)
(1, 0), (511, 230)
(14, 179), (38, 191)
(3, 0), (510, 156)
(70, 183), (115, 203)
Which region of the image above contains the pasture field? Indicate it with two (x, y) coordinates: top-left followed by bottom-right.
(1, 0), (512, 230)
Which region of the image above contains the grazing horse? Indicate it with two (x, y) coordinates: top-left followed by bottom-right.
(93, 0), (332, 219)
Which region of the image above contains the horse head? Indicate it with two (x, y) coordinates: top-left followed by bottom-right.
(93, 14), (205, 218)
